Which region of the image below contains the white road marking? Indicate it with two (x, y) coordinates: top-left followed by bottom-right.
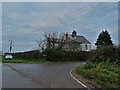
(70, 69), (91, 90)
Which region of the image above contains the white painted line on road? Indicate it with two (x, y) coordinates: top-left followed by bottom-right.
(70, 69), (91, 90)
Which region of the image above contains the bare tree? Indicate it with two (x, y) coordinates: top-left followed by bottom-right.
(58, 33), (65, 49)
(44, 32), (59, 49)
(37, 31), (67, 51)
(36, 37), (46, 52)
(44, 33), (51, 49)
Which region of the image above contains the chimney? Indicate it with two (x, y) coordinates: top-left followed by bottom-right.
(66, 32), (68, 41)
(72, 30), (77, 40)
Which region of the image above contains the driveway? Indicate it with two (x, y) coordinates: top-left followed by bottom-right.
(2, 62), (86, 88)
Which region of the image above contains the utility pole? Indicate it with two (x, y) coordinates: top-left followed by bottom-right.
(9, 40), (12, 54)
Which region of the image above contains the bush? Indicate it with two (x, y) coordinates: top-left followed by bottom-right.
(43, 48), (89, 62)
(89, 46), (120, 64)
(63, 51), (89, 61)
(43, 48), (65, 61)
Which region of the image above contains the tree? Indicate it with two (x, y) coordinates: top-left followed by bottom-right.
(36, 38), (45, 52)
(58, 33), (65, 49)
(44, 33), (51, 49)
(45, 32), (58, 49)
(95, 29), (113, 48)
(43, 32), (66, 50)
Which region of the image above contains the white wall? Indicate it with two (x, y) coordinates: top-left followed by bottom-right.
(80, 44), (91, 51)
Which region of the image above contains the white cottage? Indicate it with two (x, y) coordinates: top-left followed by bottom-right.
(62, 31), (91, 52)
(46, 31), (91, 52)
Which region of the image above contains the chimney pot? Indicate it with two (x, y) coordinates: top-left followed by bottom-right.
(66, 32), (68, 41)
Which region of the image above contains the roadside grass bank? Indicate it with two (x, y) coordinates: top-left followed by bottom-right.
(74, 46), (120, 88)
(75, 61), (120, 88)
(2, 57), (82, 64)
(2, 58), (52, 64)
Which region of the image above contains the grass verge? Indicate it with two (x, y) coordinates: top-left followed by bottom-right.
(2, 58), (52, 64)
(2, 57), (82, 64)
(75, 61), (120, 88)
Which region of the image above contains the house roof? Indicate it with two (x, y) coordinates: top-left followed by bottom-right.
(76, 36), (91, 44)
(64, 34), (91, 44)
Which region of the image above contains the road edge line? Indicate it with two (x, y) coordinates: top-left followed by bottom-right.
(70, 69), (91, 90)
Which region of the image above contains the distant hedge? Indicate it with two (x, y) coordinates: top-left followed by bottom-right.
(10, 49), (90, 62)
(12, 50), (42, 59)
(7, 45), (120, 63)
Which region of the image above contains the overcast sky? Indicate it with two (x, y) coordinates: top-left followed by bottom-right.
(1, 0), (120, 2)
(2, 1), (118, 52)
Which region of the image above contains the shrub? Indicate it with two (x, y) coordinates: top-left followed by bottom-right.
(63, 51), (89, 61)
(43, 48), (89, 62)
(43, 48), (65, 61)
(89, 46), (120, 64)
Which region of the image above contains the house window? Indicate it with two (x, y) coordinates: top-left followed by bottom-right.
(85, 45), (88, 50)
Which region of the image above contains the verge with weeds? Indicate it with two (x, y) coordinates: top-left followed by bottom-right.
(76, 61), (119, 88)
(75, 46), (120, 88)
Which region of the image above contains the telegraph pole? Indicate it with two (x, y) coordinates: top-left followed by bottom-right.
(9, 40), (12, 54)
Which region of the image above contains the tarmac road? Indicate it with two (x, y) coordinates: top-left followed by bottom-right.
(2, 62), (86, 88)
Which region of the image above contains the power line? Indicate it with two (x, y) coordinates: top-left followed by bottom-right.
(36, 2), (116, 32)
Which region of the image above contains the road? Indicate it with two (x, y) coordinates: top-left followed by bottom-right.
(2, 62), (86, 88)
(0, 63), (2, 89)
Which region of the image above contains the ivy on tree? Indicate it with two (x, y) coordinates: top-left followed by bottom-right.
(95, 29), (113, 48)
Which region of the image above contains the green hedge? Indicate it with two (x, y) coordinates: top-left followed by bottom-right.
(7, 49), (89, 62)
(43, 48), (65, 61)
(12, 50), (43, 59)
(43, 48), (89, 62)
(89, 46), (120, 63)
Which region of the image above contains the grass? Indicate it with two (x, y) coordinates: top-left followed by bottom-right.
(2, 58), (52, 64)
(1, 57), (81, 64)
(75, 61), (120, 88)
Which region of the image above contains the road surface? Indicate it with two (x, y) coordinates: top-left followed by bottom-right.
(0, 63), (2, 89)
(2, 62), (86, 88)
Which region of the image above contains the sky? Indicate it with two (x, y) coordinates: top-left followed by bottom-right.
(2, 1), (118, 52)
(1, 0), (120, 2)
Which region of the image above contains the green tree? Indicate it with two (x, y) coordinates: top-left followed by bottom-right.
(95, 30), (113, 48)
